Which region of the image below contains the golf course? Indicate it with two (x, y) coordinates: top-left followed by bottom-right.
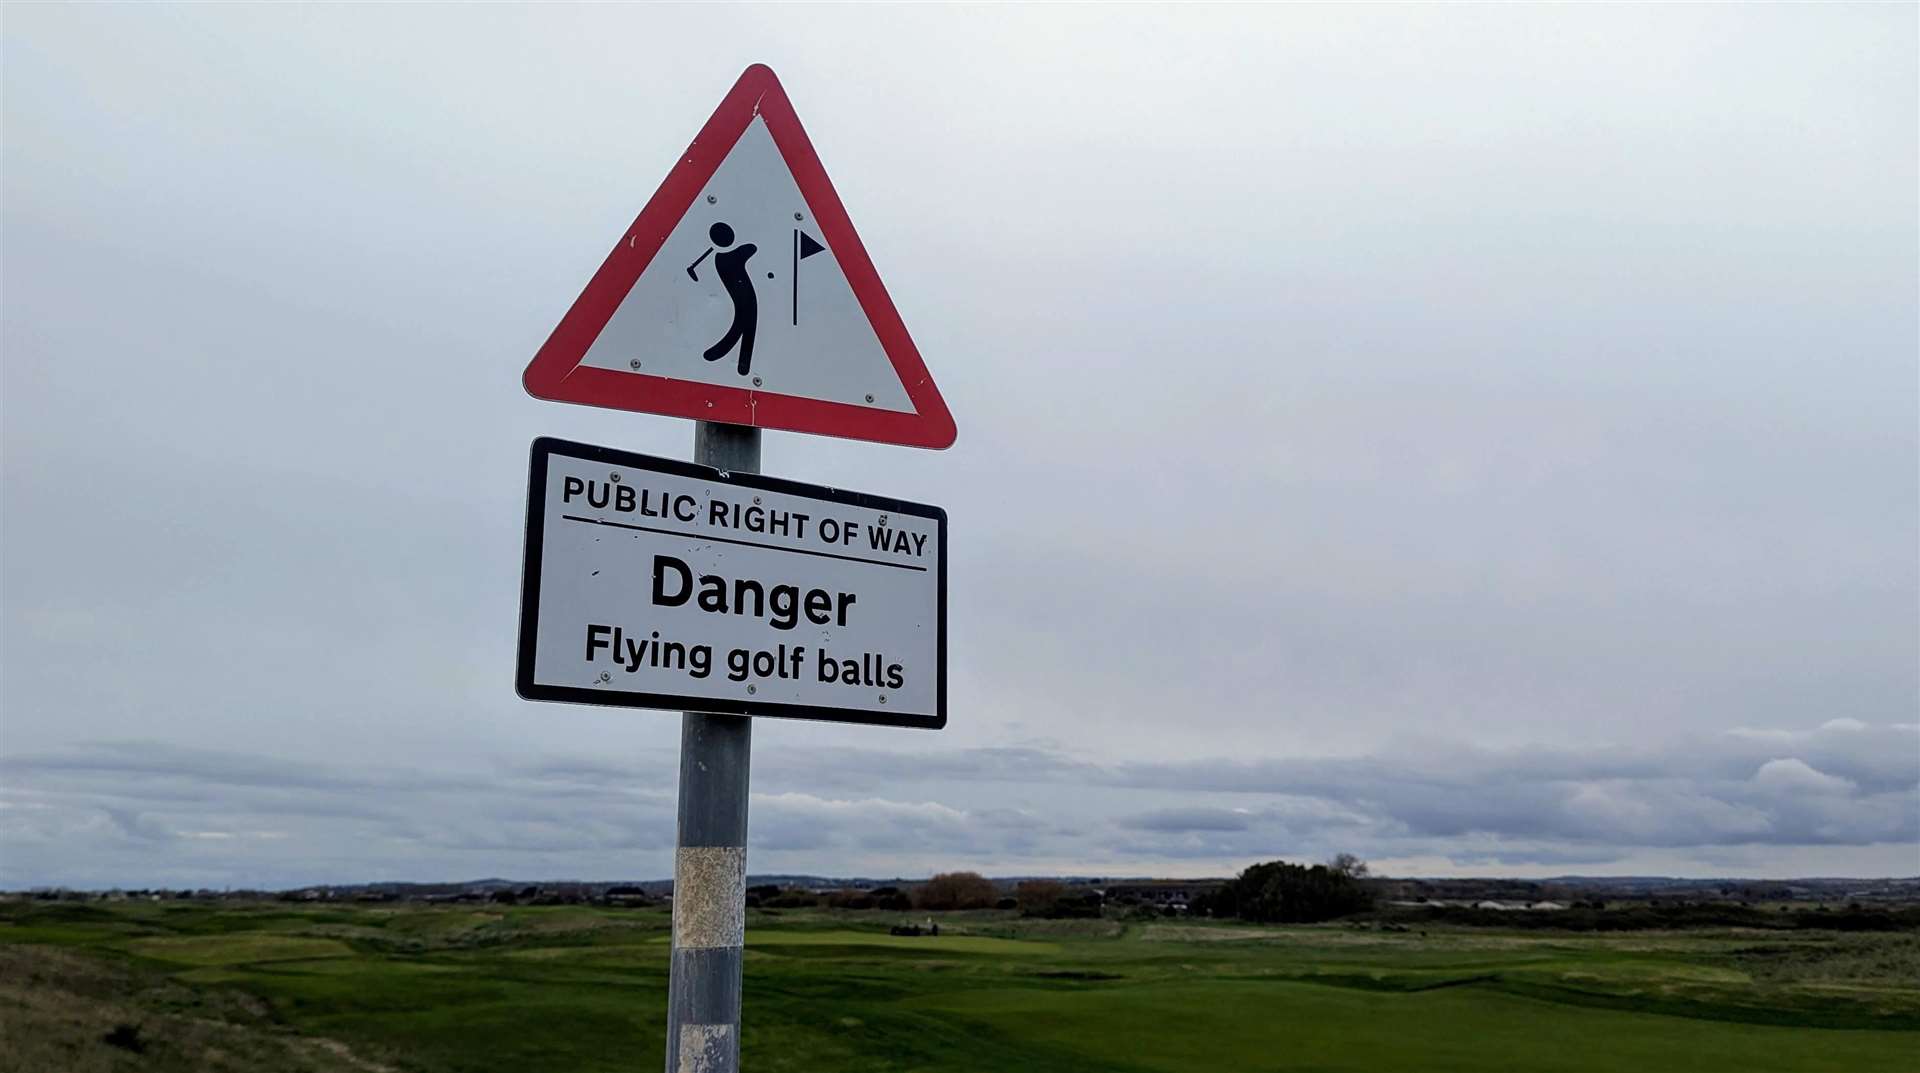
(4, 898), (1916, 1072)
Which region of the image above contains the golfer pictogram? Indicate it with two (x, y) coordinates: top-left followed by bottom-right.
(686, 222), (758, 375)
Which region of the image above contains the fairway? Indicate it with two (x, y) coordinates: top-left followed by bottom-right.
(125, 934), (356, 966)
(4, 900), (1916, 1073)
(920, 979), (1909, 1073)
(746, 928), (1058, 955)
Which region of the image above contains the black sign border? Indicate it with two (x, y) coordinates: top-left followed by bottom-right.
(516, 437), (947, 730)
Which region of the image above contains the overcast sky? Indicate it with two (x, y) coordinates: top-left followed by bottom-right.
(3, 5), (1915, 889)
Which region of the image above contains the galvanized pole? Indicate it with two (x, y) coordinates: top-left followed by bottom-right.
(665, 420), (759, 1073)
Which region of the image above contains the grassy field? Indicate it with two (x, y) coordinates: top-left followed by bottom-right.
(3, 900), (1917, 1072)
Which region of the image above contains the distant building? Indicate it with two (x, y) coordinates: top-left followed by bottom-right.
(1101, 879), (1227, 908)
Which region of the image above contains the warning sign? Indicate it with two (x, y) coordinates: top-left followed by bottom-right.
(515, 438), (946, 729)
(522, 65), (956, 450)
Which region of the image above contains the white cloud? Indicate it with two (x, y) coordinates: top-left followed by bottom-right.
(1753, 758), (1856, 796)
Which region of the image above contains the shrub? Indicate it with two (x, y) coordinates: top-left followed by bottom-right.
(1017, 880), (1104, 919)
(915, 872), (997, 911)
(762, 888), (824, 909)
(1015, 880), (1069, 917)
(1207, 860), (1374, 923)
(827, 889), (875, 910)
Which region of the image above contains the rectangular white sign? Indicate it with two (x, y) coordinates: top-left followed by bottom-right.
(516, 438), (946, 729)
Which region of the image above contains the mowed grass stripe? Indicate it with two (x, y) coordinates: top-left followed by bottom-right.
(746, 928), (1058, 955)
(123, 934), (356, 966)
(913, 977), (1920, 1073)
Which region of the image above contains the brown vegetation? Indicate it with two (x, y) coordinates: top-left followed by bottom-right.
(0, 944), (390, 1073)
(1015, 880), (1069, 916)
(914, 872), (997, 911)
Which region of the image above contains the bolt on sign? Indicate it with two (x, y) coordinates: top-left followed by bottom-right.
(522, 64), (956, 450)
(516, 438), (946, 729)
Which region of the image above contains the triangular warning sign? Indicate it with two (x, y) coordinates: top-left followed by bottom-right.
(523, 65), (957, 450)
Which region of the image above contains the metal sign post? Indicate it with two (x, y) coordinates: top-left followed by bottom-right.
(515, 423), (944, 1070)
(665, 421), (758, 1073)
(516, 64), (957, 1073)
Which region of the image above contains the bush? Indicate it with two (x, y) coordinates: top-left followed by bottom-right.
(1205, 860), (1374, 923)
(869, 886), (913, 911)
(761, 887), (824, 909)
(1015, 880), (1069, 917)
(1017, 880), (1104, 919)
(915, 872), (997, 911)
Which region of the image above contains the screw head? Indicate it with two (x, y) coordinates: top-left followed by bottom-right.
(629, 358), (642, 370)
(752, 496), (762, 505)
(746, 684), (757, 695)
(752, 376), (762, 387)
(877, 694), (887, 704)
(864, 393), (875, 403)
(794, 212), (804, 221)
(609, 472), (621, 483)
(706, 194), (717, 204)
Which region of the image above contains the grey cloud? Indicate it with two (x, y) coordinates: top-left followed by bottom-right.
(102, 807), (176, 844)
(1104, 722), (1920, 799)
(749, 746), (1094, 793)
(1122, 808), (1255, 833)
(973, 808), (1049, 831)
(4, 742), (382, 792)
(4, 722), (1912, 889)
(1420, 845), (1628, 868)
(748, 792), (1002, 858)
(0, 741), (680, 887)
(688, 722), (1920, 852)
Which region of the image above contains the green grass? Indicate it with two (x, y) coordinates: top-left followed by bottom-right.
(920, 979), (1909, 1073)
(126, 934), (356, 966)
(3, 900), (1917, 1072)
(745, 928), (1058, 955)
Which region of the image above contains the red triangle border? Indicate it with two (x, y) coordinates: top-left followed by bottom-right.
(523, 65), (957, 450)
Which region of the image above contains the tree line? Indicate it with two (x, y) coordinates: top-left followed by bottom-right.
(743, 856), (1378, 925)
